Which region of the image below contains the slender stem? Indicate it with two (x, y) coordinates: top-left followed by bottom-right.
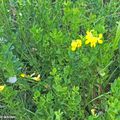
(85, 91), (111, 107)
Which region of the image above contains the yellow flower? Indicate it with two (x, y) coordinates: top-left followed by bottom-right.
(97, 34), (103, 44)
(71, 39), (82, 51)
(85, 31), (94, 45)
(90, 37), (98, 47)
(98, 39), (103, 44)
(0, 85), (5, 91)
(86, 31), (93, 40)
(71, 40), (77, 51)
(32, 74), (41, 81)
(85, 37), (97, 48)
(20, 73), (26, 78)
(91, 109), (97, 116)
(76, 39), (82, 48)
(85, 31), (103, 47)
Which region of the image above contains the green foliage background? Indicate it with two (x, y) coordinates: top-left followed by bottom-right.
(0, 0), (120, 120)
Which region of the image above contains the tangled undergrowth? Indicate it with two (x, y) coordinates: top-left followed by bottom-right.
(0, 0), (120, 120)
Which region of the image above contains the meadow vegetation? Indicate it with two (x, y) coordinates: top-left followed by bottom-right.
(0, 0), (120, 120)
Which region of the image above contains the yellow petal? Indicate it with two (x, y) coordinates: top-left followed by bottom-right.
(91, 109), (97, 116)
(71, 40), (77, 47)
(98, 39), (103, 44)
(76, 39), (82, 48)
(71, 46), (76, 51)
(86, 31), (91, 35)
(91, 41), (96, 48)
(86, 31), (93, 38)
(0, 85), (5, 91)
(32, 74), (41, 81)
(99, 34), (103, 39)
(20, 73), (26, 78)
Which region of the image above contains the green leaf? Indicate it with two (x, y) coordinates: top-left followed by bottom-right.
(113, 21), (120, 51)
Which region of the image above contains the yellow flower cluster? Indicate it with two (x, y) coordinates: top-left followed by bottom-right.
(71, 30), (103, 51)
(20, 73), (41, 82)
(0, 85), (5, 92)
(85, 31), (103, 48)
(71, 39), (82, 51)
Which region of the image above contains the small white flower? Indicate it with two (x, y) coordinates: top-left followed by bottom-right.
(7, 76), (17, 83)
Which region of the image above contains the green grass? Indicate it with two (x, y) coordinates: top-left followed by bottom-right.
(0, 0), (120, 120)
